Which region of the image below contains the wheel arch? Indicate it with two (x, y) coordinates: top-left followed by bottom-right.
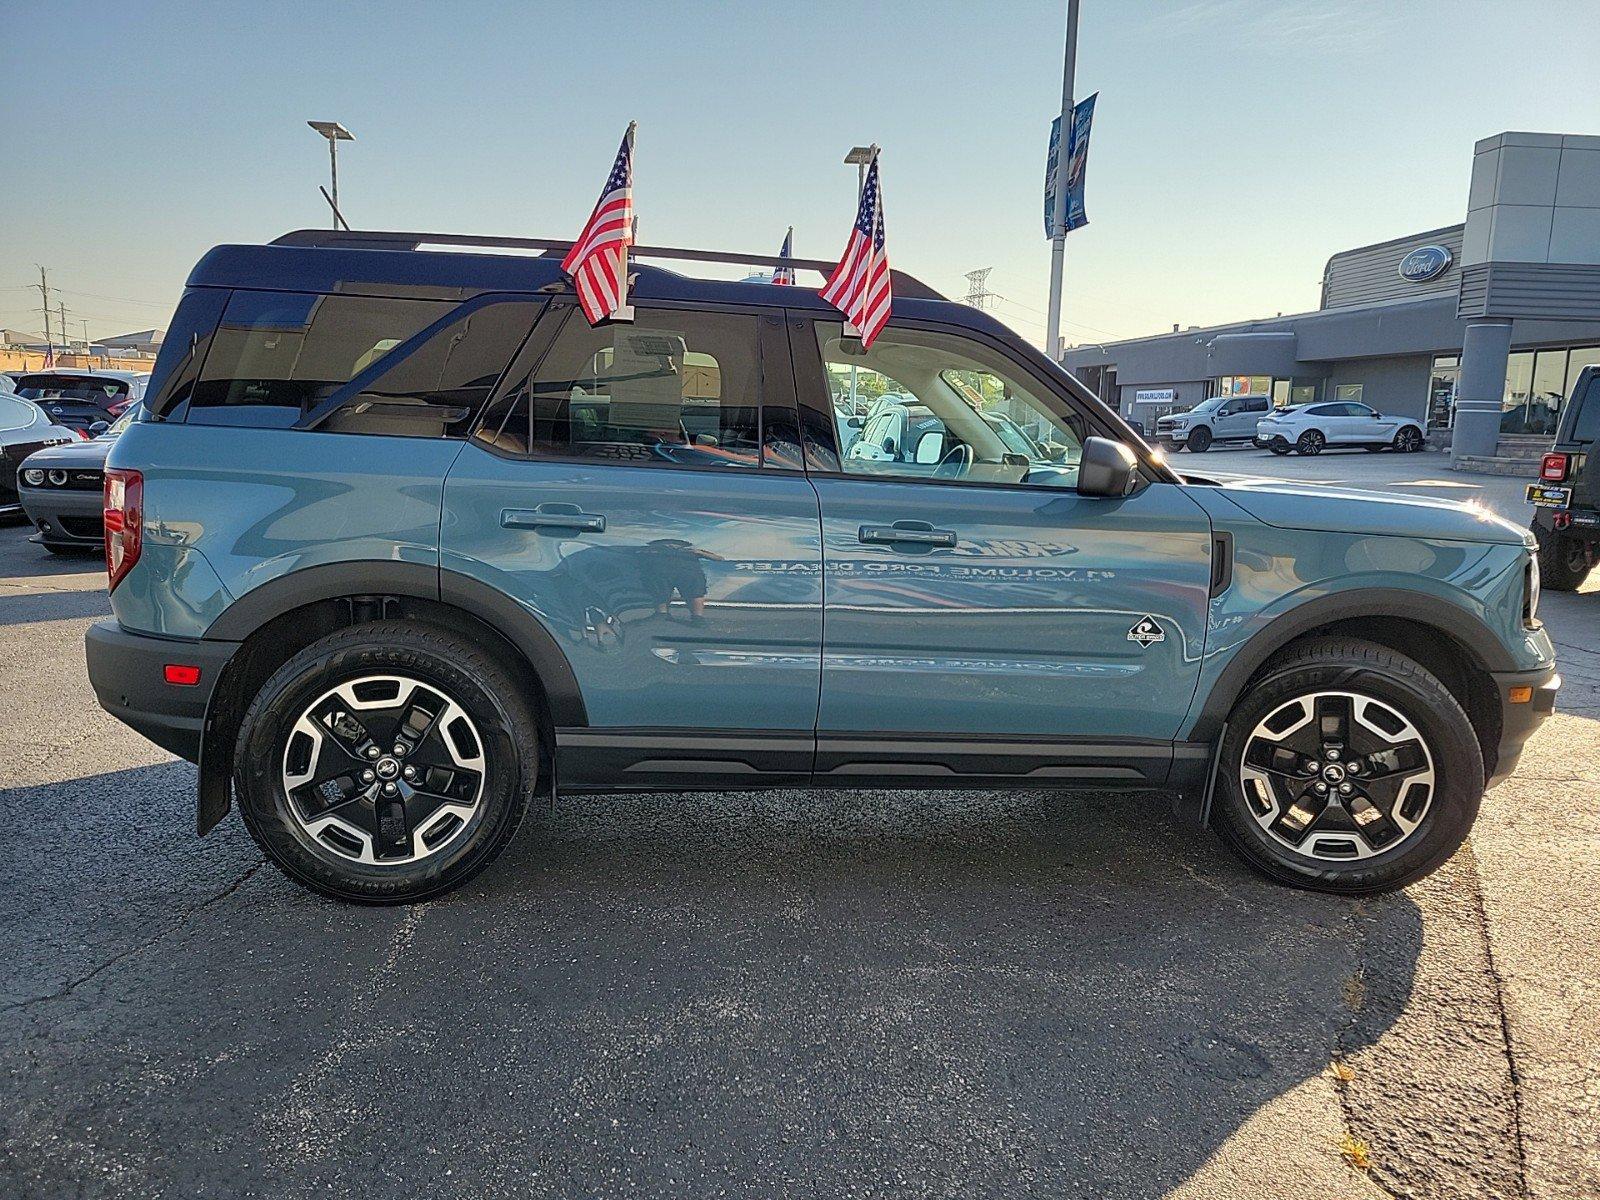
(1190, 589), (1510, 777)
(195, 561), (585, 834)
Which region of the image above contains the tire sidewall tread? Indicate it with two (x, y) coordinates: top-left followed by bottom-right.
(233, 621), (539, 904)
(1213, 637), (1483, 895)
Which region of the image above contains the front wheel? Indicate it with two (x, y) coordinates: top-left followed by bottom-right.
(1296, 430), (1325, 455)
(234, 622), (538, 903)
(1212, 637), (1483, 894)
(1535, 523), (1593, 591)
(1268, 443), (1292, 456)
(1186, 426), (1213, 453)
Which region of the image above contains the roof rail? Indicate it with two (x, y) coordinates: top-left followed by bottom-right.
(269, 228), (947, 301)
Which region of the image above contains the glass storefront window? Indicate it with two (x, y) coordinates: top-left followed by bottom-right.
(1289, 384), (1316, 407)
(1529, 349), (1568, 436)
(1217, 374), (1271, 397)
(1501, 351), (1536, 433)
(1334, 384), (1364, 404)
(1429, 355), (1459, 429)
(1567, 347), (1600, 398)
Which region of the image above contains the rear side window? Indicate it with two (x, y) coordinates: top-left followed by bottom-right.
(189, 292), (454, 429)
(1569, 374), (1600, 444)
(475, 307), (766, 469)
(319, 300), (541, 439)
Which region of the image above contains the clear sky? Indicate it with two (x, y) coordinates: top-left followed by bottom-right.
(3, 0), (1597, 352)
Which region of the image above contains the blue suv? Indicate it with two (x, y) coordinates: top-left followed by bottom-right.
(86, 230), (1558, 903)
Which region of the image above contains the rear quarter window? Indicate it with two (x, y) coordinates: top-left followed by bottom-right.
(186, 291), (537, 438)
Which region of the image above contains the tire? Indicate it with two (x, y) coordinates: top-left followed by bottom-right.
(1534, 523), (1593, 591)
(234, 621), (538, 903)
(1186, 426), (1213, 453)
(1212, 637), (1483, 895)
(42, 542), (95, 556)
(1268, 443), (1292, 456)
(1160, 439), (1182, 454)
(1392, 425), (1424, 453)
(1296, 430), (1325, 456)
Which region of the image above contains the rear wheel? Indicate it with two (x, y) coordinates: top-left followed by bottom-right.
(1393, 425), (1424, 453)
(1213, 637), (1482, 894)
(1296, 430), (1325, 455)
(1534, 523), (1593, 591)
(234, 622), (538, 903)
(1187, 426), (1213, 453)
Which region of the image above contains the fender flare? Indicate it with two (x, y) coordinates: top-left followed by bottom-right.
(202, 559), (587, 726)
(1186, 587), (1514, 743)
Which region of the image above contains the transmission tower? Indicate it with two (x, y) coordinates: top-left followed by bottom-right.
(963, 267), (998, 310)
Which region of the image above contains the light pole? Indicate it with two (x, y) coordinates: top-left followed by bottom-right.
(1045, 0), (1080, 361)
(307, 121), (355, 229)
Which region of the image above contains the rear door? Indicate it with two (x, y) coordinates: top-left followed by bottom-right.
(790, 314), (1215, 787)
(441, 301), (823, 790)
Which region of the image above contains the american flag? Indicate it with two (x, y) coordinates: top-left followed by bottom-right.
(562, 124), (636, 324)
(819, 156), (891, 347)
(772, 226), (795, 285)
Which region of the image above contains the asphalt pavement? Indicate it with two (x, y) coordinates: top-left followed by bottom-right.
(1, 448), (1595, 1199)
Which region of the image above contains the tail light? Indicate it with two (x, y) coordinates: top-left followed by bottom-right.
(1541, 452), (1569, 481)
(104, 468), (143, 593)
(107, 398), (133, 417)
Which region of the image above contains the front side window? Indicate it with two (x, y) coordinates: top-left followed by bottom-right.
(814, 322), (1084, 489)
(477, 307), (766, 469)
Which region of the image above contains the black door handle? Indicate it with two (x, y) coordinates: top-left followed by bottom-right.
(502, 504), (607, 533)
(859, 522), (957, 548)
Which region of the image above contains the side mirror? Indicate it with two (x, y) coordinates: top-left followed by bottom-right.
(883, 436), (896, 455)
(847, 417), (863, 429)
(1076, 436), (1138, 498)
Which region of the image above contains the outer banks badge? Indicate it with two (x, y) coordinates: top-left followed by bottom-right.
(1127, 615), (1165, 647)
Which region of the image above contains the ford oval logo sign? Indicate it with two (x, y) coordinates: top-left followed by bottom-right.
(1398, 244), (1453, 283)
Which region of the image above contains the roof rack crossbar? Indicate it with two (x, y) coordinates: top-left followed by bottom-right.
(269, 228), (946, 300)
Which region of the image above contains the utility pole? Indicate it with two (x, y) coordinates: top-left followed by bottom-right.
(59, 302), (70, 362)
(308, 122), (355, 230)
(35, 266), (53, 365)
(1045, 0), (1080, 362)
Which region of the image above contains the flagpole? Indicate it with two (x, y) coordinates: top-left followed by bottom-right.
(842, 144), (879, 342)
(1045, 0), (1079, 362)
(613, 121), (638, 322)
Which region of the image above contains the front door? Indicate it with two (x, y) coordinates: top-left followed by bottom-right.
(442, 302), (823, 789)
(791, 317), (1215, 784)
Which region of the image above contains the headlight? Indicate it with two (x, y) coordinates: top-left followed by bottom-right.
(1525, 554), (1540, 626)
(47, 469), (68, 487)
(21, 468), (45, 486)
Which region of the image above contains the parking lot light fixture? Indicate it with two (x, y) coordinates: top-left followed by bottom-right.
(307, 121), (355, 228)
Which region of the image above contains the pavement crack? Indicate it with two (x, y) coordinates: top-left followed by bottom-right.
(1332, 901), (1404, 1200)
(1, 858), (267, 1014)
(1463, 845), (1533, 1200)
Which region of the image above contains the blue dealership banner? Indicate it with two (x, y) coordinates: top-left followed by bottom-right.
(1046, 94), (1098, 236)
(1043, 114), (1063, 236)
(1063, 92), (1096, 233)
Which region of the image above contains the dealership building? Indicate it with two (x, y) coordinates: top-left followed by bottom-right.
(1063, 131), (1600, 466)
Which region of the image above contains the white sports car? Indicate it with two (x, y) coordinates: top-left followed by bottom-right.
(1255, 401), (1426, 456)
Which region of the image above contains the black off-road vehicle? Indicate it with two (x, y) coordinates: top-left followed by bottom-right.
(1528, 364), (1599, 591)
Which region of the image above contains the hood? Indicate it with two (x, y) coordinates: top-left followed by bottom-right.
(18, 435), (112, 469)
(1206, 476), (1532, 547)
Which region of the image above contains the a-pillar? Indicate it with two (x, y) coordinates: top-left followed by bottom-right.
(1451, 319), (1511, 461)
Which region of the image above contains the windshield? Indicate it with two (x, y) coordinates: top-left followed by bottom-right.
(15, 373), (130, 403)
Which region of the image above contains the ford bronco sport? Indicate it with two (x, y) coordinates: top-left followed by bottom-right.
(1528, 363), (1599, 591)
(86, 230), (1558, 903)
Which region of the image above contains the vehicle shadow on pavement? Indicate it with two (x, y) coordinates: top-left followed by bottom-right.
(0, 771), (1421, 1199)
(0, 586), (115, 626)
